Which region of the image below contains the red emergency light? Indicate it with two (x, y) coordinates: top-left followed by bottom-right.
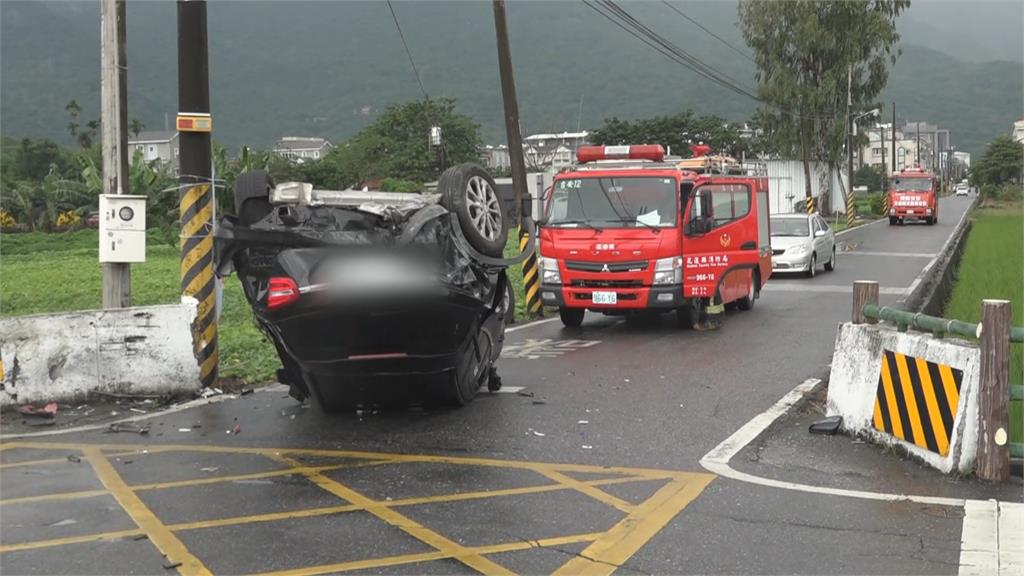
(576, 144), (665, 164)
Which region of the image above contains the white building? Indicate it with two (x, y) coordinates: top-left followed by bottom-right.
(1013, 118), (1024, 143)
(483, 131), (590, 172)
(273, 137), (332, 162)
(859, 125), (928, 174)
(128, 131), (179, 172)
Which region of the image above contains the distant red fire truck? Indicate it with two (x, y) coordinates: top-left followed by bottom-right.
(888, 166), (939, 225)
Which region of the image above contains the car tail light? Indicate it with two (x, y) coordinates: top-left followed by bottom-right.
(266, 277), (300, 310)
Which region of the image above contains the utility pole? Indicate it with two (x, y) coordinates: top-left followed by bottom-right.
(916, 122), (921, 165)
(891, 103), (896, 174)
(846, 64), (854, 222)
(177, 0), (218, 388)
(100, 0), (131, 308)
(880, 124), (887, 193)
(493, 0), (541, 318)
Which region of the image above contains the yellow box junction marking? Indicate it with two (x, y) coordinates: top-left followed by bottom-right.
(0, 441), (715, 575)
(872, 349), (964, 455)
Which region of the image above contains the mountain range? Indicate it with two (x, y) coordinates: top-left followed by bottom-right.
(1, 0), (1021, 158)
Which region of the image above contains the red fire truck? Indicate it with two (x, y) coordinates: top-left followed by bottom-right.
(888, 167), (939, 225)
(537, 144), (772, 328)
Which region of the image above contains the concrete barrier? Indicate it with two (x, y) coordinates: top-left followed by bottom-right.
(0, 300), (201, 406)
(826, 322), (980, 473)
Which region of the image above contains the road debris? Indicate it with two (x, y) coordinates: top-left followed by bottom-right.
(809, 415), (843, 435)
(516, 390), (535, 398)
(106, 423), (150, 435)
(67, 455), (81, 463)
(162, 562), (183, 570)
(47, 519), (77, 527)
(178, 428), (192, 433)
(577, 420), (589, 424)
(581, 445), (593, 450)
(18, 402), (58, 418)
(232, 423), (241, 435)
(128, 408), (147, 414)
(130, 534), (149, 541)
(240, 388), (255, 396)
(200, 467), (220, 473)
(529, 429), (546, 437)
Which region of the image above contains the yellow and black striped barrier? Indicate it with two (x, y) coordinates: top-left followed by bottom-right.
(872, 349), (964, 456)
(806, 196), (816, 214)
(180, 183), (218, 388)
(882, 193), (890, 216)
(846, 191), (856, 228)
(519, 228), (542, 318)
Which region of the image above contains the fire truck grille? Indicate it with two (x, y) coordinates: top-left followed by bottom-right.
(574, 292), (639, 301)
(570, 279), (643, 288)
(565, 260), (648, 273)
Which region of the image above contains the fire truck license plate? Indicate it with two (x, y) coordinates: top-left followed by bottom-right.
(592, 291), (617, 305)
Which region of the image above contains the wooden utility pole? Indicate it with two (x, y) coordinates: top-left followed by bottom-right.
(852, 281), (878, 325)
(100, 0), (131, 308)
(492, 0), (527, 224)
(493, 0), (541, 318)
(177, 0), (218, 387)
(977, 299), (1011, 482)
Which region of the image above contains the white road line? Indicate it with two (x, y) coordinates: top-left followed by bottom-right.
(959, 499), (998, 576)
(998, 501), (1024, 576)
(699, 378), (967, 507)
(839, 251), (938, 258)
(505, 317), (560, 333)
(762, 284), (906, 295)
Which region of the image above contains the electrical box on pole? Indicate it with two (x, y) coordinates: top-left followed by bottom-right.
(99, 194), (147, 263)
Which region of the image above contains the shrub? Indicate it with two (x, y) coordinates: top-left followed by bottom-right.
(379, 178), (421, 193)
(869, 192), (887, 215)
(0, 209), (15, 228)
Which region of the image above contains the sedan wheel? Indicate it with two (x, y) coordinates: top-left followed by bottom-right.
(806, 254), (817, 278)
(824, 248), (836, 272)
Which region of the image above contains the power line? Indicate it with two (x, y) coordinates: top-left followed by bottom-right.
(386, 0), (428, 101)
(582, 0), (836, 121)
(660, 1), (754, 63)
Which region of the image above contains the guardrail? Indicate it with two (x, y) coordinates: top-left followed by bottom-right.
(853, 280), (1022, 481)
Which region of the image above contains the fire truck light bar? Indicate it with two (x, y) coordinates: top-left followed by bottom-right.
(576, 144), (665, 164)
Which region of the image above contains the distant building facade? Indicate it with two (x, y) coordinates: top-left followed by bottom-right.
(128, 131), (179, 172)
(482, 131), (590, 172)
(1013, 118), (1024, 143)
(273, 137), (333, 162)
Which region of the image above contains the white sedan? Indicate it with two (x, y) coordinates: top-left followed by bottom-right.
(770, 213), (836, 277)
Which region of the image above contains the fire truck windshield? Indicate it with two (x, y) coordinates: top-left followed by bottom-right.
(548, 176), (678, 228)
(892, 178), (932, 192)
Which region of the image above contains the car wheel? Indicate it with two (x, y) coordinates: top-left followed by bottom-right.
(559, 307), (585, 328)
(439, 163), (508, 258)
(824, 248), (836, 272)
(444, 332), (490, 406)
(736, 272), (758, 311)
(234, 170), (274, 226)
(806, 254), (817, 278)
(677, 301), (703, 329)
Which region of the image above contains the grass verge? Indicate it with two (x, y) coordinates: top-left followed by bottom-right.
(944, 202), (1023, 445)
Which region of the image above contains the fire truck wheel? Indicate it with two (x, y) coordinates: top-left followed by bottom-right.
(805, 254), (817, 278)
(439, 163), (509, 258)
(736, 273), (758, 311)
(677, 302), (703, 329)
(234, 170), (274, 226)
(824, 249), (836, 272)
(559, 307), (585, 328)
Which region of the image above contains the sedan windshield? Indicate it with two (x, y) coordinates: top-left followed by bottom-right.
(548, 176), (678, 228)
(770, 218), (809, 237)
(892, 178), (932, 192)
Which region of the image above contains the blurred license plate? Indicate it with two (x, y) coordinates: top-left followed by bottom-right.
(592, 291), (617, 304)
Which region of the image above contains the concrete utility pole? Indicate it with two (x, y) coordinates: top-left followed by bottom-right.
(891, 103), (896, 174)
(493, 0), (541, 318)
(100, 0), (131, 308)
(846, 64), (854, 221)
(177, 0), (218, 387)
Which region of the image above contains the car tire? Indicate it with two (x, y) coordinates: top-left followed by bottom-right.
(444, 332), (490, 406)
(559, 307), (585, 328)
(439, 163), (508, 258)
(736, 272), (758, 311)
(806, 254), (817, 278)
(824, 248), (836, 272)
(677, 301), (703, 329)
(234, 170), (274, 226)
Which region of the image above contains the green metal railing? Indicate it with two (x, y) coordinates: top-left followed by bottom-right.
(862, 303), (1024, 342)
(862, 303), (1024, 461)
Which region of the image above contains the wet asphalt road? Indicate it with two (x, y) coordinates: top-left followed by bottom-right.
(1, 196), (999, 575)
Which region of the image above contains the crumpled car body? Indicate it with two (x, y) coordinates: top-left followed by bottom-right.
(215, 164), (520, 410)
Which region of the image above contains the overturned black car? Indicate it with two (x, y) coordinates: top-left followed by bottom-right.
(215, 164), (526, 411)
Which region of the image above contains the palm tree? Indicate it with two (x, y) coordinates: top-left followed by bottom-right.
(129, 118), (145, 139)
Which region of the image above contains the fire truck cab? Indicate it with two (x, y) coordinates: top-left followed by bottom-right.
(888, 167), (939, 225)
(538, 144), (772, 328)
